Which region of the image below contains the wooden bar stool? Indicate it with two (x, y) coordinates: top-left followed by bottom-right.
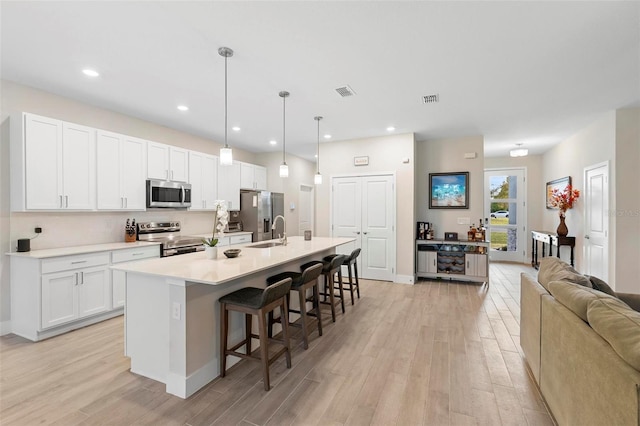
(266, 262), (323, 349)
(324, 248), (361, 305)
(301, 255), (347, 322)
(219, 277), (292, 391)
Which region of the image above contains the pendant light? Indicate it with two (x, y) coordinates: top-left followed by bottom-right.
(279, 91), (290, 178)
(314, 116), (323, 185)
(218, 47), (233, 166)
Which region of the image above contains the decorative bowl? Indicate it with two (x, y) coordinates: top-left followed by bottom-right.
(224, 249), (241, 258)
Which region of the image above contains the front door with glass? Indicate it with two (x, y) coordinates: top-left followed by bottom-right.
(484, 168), (526, 262)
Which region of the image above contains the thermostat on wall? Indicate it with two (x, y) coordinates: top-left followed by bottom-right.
(444, 232), (458, 241)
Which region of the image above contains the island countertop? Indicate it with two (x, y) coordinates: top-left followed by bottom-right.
(112, 236), (354, 285)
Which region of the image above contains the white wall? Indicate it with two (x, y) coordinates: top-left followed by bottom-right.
(0, 80), (311, 328)
(415, 136), (485, 238)
(485, 155), (544, 262)
(614, 108), (640, 293)
(316, 133), (415, 280)
(542, 111), (616, 279)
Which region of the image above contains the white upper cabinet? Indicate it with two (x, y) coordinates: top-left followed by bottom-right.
(96, 131), (147, 210)
(189, 151), (218, 211)
(147, 141), (189, 182)
(239, 162), (268, 190)
(217, 162), (241, 210)
(14, 113), (96, 211)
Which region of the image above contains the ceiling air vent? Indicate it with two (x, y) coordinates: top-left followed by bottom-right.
(422, 94), (440, 104)
(335, 85), (356, 97)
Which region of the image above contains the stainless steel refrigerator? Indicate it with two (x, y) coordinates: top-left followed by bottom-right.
(240, 191), (284, 242)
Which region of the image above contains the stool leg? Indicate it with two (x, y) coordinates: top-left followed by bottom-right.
(257, 311), (270, 391)
(220, 303), (228, 377)
(326, 274), (336, 322)
(282, 298), (292, 368)
(267, 311), (274, 338)
(245, 313), (252, 356)
(354, 262), (360, 298)
(298, 287), (309, 350)
(314, 281), (323, 336)
(347, 264), (355, 305)
(337, 269), (345, 314)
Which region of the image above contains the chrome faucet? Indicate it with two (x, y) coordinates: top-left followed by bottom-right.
(272, 215), (287, 246)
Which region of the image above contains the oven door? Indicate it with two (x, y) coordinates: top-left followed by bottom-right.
(147, 179), (192, 208)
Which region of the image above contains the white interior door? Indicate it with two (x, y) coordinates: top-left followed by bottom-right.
(299, 185), (314, 233)
(485, 168), (526, 262)
(584, 162), (609, 281)
(331, 175), (395, 281)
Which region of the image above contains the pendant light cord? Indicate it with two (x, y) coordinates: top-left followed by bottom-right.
(224, 54), (228, 149)
(282, 95), (286, 164)
(316, 118), (320, 173)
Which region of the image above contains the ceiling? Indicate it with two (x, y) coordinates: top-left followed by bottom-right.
(2, 1), (638, 160)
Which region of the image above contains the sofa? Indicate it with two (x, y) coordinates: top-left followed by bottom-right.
(520, 257), (640, 426)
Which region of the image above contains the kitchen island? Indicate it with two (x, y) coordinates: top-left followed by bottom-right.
(112, 236), (353, 398)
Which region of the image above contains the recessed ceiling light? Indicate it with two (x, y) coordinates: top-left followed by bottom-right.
(232, 126), (241, 132)
(324, 134), (332, 139)
(82, 69), (100, 77)
(315, 154), (318, 158)
(269, 140), (277, 145)
(386, 126), (396, 132)
(177, 105), (189, 112)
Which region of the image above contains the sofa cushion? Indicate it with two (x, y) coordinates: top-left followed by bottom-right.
(588, 298), (640, 371)
(537, 257), (592, 292)
(586, 275), (617, 297)
(547, 280), (623, 322)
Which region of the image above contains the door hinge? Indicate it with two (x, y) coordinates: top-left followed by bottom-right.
(392, 225), (395, 232)
(392, 267), (394, 273)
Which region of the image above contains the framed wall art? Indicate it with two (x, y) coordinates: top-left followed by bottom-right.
(546, 176), (571, 209)
(429, 172), (469, 209)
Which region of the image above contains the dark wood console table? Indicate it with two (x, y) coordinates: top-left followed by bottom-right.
(531, 230), (576, 269)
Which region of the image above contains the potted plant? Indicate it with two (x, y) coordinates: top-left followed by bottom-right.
(202, 201), (229, 259)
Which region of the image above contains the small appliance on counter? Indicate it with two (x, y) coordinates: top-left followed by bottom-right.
(225, 210), (243, 233)
(17, 238), (30, 252)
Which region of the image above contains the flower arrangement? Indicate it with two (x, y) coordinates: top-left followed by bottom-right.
(550, 184), (580, 216)
(202, 200), (229, 247)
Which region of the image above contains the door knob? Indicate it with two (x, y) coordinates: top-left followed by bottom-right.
(355, 231), (361, 235)
(585, 235), (590, 239)
(363, 232), (368, 235)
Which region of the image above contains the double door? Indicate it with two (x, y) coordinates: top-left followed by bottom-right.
(331, 175), (395, 281)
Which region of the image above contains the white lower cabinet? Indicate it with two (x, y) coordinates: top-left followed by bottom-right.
(41, 265), (110, 329)
(10, 244), (159, 341)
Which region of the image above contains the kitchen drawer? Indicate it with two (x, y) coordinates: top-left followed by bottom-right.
(112, 245), (160, 263)
(42, 252), (110, 274)
(229, 234), (252, 245)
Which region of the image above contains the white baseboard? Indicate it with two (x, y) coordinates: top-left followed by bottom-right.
(0, 320), (12, 336)
(395, 275), (414, 285)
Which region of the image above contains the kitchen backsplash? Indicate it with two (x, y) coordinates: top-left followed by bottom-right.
(10, 211), (218, 251)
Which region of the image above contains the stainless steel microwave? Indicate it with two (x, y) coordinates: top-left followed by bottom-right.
(146, 179), (191, 208)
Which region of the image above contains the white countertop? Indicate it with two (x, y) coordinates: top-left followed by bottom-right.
(112, 236), (354, 285)
(6, 241), (161, 259)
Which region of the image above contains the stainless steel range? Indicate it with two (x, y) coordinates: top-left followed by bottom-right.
(137, 221), (204, 257)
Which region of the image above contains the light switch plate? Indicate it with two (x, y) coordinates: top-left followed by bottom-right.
(172, 302), (181, 320)
(457, 217), (471, 225)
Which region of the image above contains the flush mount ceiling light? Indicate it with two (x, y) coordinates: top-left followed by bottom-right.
(510, 143), (529, 157)
(177, 105), (189, 112)
(323, 134), (332, 139)
(269, 140), (277, 146)
(279, 91), (290, 178)
(218, 47), (234, 166)
(82, 69), (100, 77)
(314, 116), (323, 185)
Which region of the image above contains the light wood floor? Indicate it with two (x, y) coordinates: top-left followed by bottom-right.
(0, 262), (553, 426)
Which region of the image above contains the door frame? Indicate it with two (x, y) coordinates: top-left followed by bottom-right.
(583, 161), (610, 282)
(329, 172), (397, 282)
(484, 167), (528, 264)
(299, 184), (314, 235)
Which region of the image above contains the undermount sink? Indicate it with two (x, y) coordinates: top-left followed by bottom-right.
(247, 242), (284, 248)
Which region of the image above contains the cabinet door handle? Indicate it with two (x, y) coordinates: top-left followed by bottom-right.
(79, 271), (84, 285)
(65, 195), (69, 208)
(171, 170), (174, 180)
(466, 260), (470, 268)
(71, 260), (87, 264)
(124, 197), (128, 208)
(59, 195), (63, 208)
(121, 197), (124, 208)
(74, 272), (79, 286)
(132, 253), (144, 256)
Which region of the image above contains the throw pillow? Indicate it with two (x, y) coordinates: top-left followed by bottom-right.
(548, 280), (624, 322)
(538, 257), (592, 292)
(588, 298), (640, 371)
(586, 275), (617, 297)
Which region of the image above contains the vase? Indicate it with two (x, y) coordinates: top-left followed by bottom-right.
(204, 246), (218, 260)
(557, 214), (568, 237)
